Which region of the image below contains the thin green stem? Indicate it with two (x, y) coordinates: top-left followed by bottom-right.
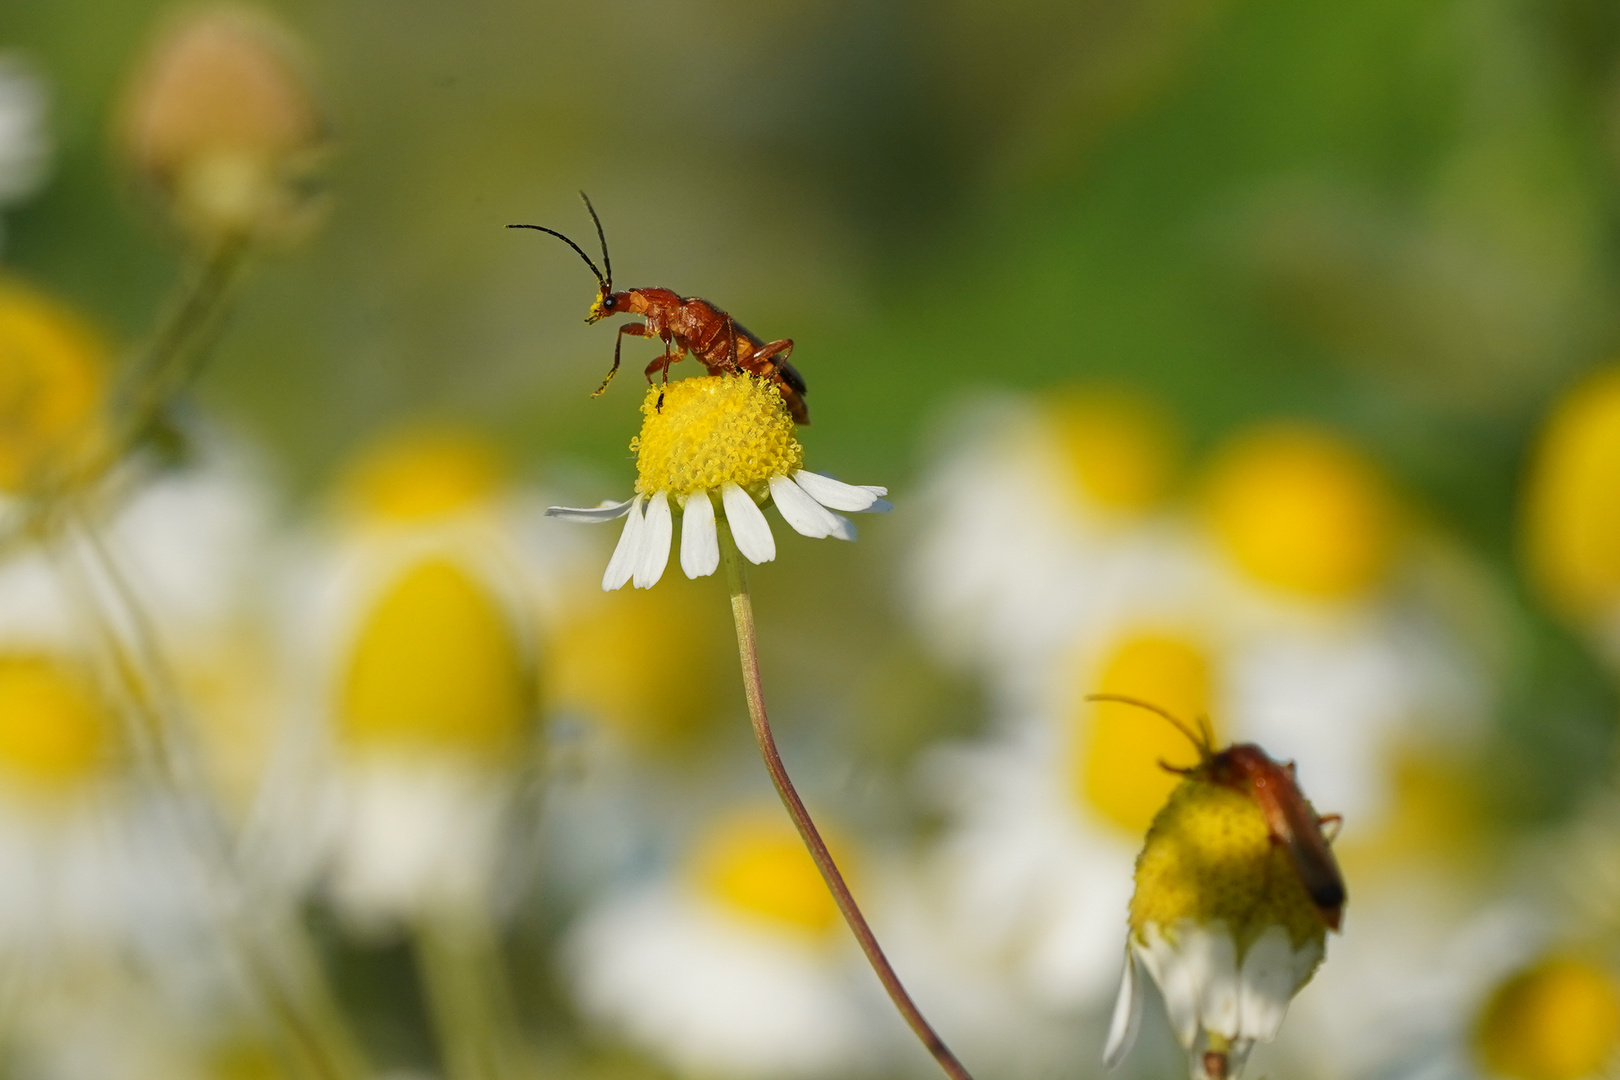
(415, 910), (528, 1080)
(718, 524), (974, 1080)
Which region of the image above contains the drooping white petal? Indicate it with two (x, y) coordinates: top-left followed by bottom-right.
(546, 498), (637, 523)
(634, 490), (673, 589)
(602, 495), (645, 591)
(769, 474), (841, 539)
(1136, 922), (1201, 1049)
(722, 482), (776, 565)
(791, 471), (890, 513)
(1237, 926), (1300, 1043)
(826, 512), (855, 541)
(1103, 950), (1144, 1068)
(1192, 924), (1241, 1040)
(680, 491), (720, 579)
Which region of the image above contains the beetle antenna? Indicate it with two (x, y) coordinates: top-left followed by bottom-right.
(506, 223), (607, 290)
(1084, 693), (1211, 757)
(579, 191), (612, 291)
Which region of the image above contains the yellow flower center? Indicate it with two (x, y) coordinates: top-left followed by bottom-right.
(632, 376), (803, 497)
(341, 429), (504, 522)
(1523, 366), (1620, 620)
(1477, 957), (1620, 1080)
(690, 810), (843, 936)
(1075, 634), (1217, 835)
(341, 559), (529, 757)
(0, 655), (115, 793)
(1045, 389), (1179, 513)
(545, 575), (726, 747)
(0, 278), (108, 494)
(1130, 773), (1327, 955)
(1203, 424), (1395, 600)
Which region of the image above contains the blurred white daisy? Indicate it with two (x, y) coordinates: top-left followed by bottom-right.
(547, 376), (888, 591)
(567, 806), (887, 1079)
(262, 427), (551, 932)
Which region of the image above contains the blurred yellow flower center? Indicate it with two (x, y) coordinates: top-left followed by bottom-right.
(1131, 774), (1327, 955)
(341, 559), (528, 757)
(0, 656), (113, 792)
(632, 376), (803, 497)
(0, 279), (108, 494)
(1523, 367), (1620, 620)
(1476, 957), (1620, 1080)
(546, 579), (722, 747)
(1204, 424), (1394, 600)
(691, 812), (841, 935)
(342, 430), (503, 521)
(1046, 390), (1178, 512)
(1076, 634), (1216, 834)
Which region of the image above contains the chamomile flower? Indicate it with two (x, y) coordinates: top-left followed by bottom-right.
(567, 807), (884, 1079)
(266, 428), (548, 931)
(546, 375), (889, 591)
(1105, 742), (1340, 1080)
(1475, 954), (1620, 1080)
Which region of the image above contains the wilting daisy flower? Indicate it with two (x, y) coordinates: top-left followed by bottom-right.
(568, 806), (885, 1079)
(1105, 735), (1343, 1080)
(1522, 365), (1620, 670)
(547, 376), (888, 590)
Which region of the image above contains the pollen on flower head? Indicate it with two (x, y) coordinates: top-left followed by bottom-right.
(632, 376), (803, 497)
(1131, 774), (1327, 955)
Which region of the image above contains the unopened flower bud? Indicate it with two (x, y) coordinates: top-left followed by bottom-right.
(117, 6), (327, 244)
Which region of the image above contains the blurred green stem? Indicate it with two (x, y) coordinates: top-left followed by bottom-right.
(416, 909), (529, 1080)
(718, 524), (975, 1080)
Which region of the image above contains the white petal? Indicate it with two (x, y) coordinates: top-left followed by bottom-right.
(601, 495), (645, 591)
(680, 491), (720, 579)
(722, 482), (776, 564)
(1136, 922), (1199, 1050)
(791, 470), (890, 513)
(769, 474), (841, 539)
(634, 490), (673, 589)
(1103, 950), (1144, 1068)
(1192, 925), (1241, 1040)
(1236, 925), (1297, 1043)
(546, 498), (636, 523)
(827, 512), (856, 541)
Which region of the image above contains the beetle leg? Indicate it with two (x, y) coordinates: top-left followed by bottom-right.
(1317, 813), (1343, 843)
(645, 342), (686, 412)
(595, 322), (656, 398)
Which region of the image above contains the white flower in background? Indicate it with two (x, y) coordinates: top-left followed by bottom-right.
(547, 376), (888, 591)
(903, 390), (1184, 698)
(0, 54), (50, 245)
(568, 807), (886, 1079)
(262, 428), (549, 932)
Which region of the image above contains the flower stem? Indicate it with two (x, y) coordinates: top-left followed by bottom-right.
(415, 909), (528, 1080)
(717, 524), (974, 1080)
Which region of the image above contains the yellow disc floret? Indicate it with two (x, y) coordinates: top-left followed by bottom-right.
(0, 278), (109, 494)
(341, 559), (530, 758)
(1204, 423), (1395, 600)
(1477, 956), (1620, 1080)
(0, 655), (116, 795)
(690, 810), (844, 936)
(1076, 634), (1217, 835)
(1130, 773), (1328, 956)
(633, 376), (803, 497)
(1523, 366), (1620, 621)
(341, 428), (504, 522)
(1045, 388), (1180, 513)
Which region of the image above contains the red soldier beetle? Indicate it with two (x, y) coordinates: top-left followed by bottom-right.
(1085, 693), (1347, 931)
(509, 193), (810, 424)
